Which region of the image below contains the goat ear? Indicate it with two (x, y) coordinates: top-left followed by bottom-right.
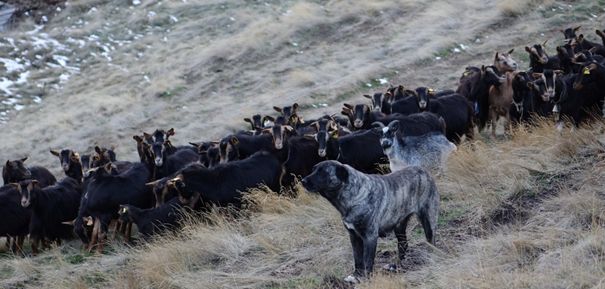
(166, 128), (175, 137)
(143, 132), (153, 142)
(363, 94), (372, 99)
(273, 106), (282, 113)
(103, 162), (113, 174)
(292, 103), (299, 111)
(8, 183), (20, 191)
(189, 142), (200, 148)
(50, 149), (60, 157)
(494, 52), (499, 60)
(508, 48), (514, 54)
(525, 46), (532, 52)
(542, 40), (548, 47)
(243, 118), (252, 124)
(574, 25), (581, 32)
(5, 160), (10, 167)
(133, 135), (143, 143)
(262, 115), (275, 123)
(94, 146), (103, 154)
(343, 103), (353, 109)
(20, 157), (27, 162)
(230, 136), (239, 145)
(531, 73), (543, 79)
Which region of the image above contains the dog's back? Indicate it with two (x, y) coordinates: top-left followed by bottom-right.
(388, 132), (456, 173)
(358, 166), (439, 236)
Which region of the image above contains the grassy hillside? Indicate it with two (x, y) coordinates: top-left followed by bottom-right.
(1, 0), (605, 288)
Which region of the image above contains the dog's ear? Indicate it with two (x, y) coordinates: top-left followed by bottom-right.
(335, 164), (349, 182)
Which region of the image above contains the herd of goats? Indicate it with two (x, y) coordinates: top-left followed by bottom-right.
(1, 24), (604, 281)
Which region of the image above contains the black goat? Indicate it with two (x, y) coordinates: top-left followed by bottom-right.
(16, 178), (82, 254)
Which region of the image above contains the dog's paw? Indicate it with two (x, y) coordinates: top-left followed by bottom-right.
(382, 263), (397, 272)
(344, 275), (360, 283)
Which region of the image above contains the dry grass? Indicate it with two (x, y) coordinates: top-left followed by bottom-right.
(498, 0), (555, 16)
(2, 0), (605, 288)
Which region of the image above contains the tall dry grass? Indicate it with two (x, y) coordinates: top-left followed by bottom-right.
(3, 119), (605, 288)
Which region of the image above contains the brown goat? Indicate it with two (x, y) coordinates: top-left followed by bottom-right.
(493, 49), (518, 73)
(488, 71), (516, 138)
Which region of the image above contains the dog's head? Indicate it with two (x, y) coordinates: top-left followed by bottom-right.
(301, 160), (349, 198)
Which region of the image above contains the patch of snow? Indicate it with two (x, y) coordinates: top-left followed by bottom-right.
(0, 78), (14, 95)
(0, 57), (25, 73)
(53, 55), (69, 67)
(41, 16), (48, 23)
(459, 43), (467, 50)
(291, 42), (298, 47)
(33, 96), (42, 104)
(59, 73), (70, 83)
(14, 104), (24, 111)
(365, 83), (372, 87)
(16, 71), (29, 84)
(435, 56), (442, 60)
(147, 11), (156, 18)
(133, 0), (141, 5)
(2, 97), (17, 105)
(453, 48), (461, 53)
(169, 15), (178, 23)
(377, 78), (388, 85)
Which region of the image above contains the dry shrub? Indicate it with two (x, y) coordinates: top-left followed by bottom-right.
(498, 0), (554, 16)
(359, 274), (408, 289)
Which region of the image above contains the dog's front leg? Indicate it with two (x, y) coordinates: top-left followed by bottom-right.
(362, 233), (379, 276)
(348, 229), (364, 276)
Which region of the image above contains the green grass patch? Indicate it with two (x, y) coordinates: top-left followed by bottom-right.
(64, 253), (86, 265)
(156, 85), (187, 98)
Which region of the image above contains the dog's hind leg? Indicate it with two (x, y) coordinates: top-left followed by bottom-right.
(418, 202), (439, 244)
(394, 214), (413, 262)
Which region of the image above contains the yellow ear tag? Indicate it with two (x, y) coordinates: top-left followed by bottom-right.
(463, 71), (470, 77)
(428, 88), (435, 93)
(583, 67), (591, 75)
(330, 131), (339, 139)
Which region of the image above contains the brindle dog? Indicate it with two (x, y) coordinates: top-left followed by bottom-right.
(302, 160), (439, 282)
